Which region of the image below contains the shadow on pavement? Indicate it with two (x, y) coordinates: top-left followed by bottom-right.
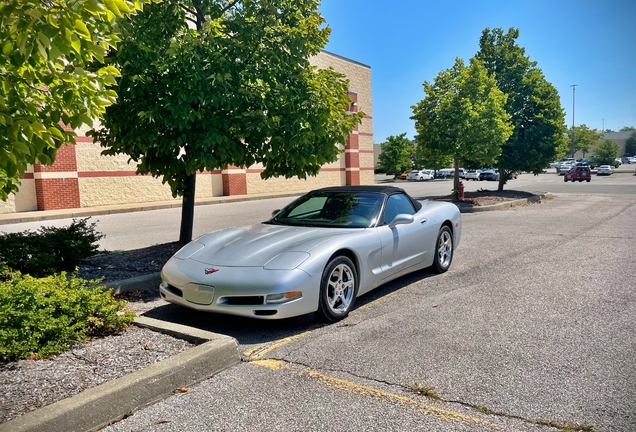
(140, 269), (435, 346)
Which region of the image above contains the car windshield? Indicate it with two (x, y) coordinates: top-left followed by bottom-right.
(267, 191), (385, 228)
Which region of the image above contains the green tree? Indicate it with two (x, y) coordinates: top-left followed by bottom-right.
(619, 126), (635, 131)
(625, 132), (636, 156)
(415, 145), (453, 172)
(476, 28), (568, 190)
(569, 124), (602, 156)
(411, 57), (513, 194)
(592, 139), (619, 166)
(377, 133), (414, 178)
(90, 0), (362, 243)
(0, 0), (144, 200)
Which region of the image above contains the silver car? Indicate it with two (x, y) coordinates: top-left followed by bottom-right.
(160, 186), (462, 322)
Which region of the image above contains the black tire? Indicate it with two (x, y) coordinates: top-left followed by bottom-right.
(586, 179), (590, 182)
(432, 226), (453, 274)
(316, 256), (358, 322)
(564, 176), (567, 182)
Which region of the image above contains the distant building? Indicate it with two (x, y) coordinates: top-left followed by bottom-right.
(1, 51), (373, 214)
(603, 131), (632, 156)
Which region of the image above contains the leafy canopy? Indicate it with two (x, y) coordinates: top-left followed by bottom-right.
(411, 57), (513, 191)
(0, 0), (145, 200)
(91, 0), (363, 198)
(625, 132), (636, 156)
(569, 124), (602, 157)
(377, 133), (414, 177)
(591, 139), (619, 166)
(476, 28), (568, 189)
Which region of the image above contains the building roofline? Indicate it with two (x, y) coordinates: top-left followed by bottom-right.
(320, 49), (371, 69)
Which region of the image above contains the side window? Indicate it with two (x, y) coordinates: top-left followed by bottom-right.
(383, 194), (416, 225)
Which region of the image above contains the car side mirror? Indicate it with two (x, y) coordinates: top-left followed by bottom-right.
(388, 214), (414, 229)
(271, 209), (281, 217)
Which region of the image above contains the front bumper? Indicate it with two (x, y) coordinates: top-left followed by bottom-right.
(159, 257), (320, 319)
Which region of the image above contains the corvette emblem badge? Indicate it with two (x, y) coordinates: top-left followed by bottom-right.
(205, 268), (219, 275)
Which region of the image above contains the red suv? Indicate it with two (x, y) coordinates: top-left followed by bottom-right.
(564, 166), (591, 182)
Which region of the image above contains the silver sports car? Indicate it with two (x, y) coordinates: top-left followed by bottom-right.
(159, 186), (462, 322)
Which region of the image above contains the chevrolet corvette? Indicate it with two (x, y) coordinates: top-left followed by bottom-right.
(159, 185), (462, 322)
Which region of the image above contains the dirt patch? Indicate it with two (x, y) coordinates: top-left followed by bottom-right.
(435, 189), (541, 207)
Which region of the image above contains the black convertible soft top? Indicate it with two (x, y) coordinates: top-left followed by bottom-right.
(312, 185), (422, 211)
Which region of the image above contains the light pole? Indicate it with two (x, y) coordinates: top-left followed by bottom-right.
(571, 84), (577, 157)
(602, 119), (605, 133)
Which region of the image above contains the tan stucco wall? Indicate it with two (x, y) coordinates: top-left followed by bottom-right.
(76, 141), (134, 172)
(0, 166), (37, 214)
(247, 170), (343, 195)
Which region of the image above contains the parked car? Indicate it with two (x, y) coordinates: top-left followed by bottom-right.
(627, 156), (636, 164)
(614, 158), (622, 168)
(479, 170), (499, 181)
(399, 171), (409, 180)
(457, 168), (467, 179)
(564, 166), (591, 182)
(464, 169), (481, 181)
(576, 158), (595, 169)
(556, 162), (574, 174)
(435, 170), (453, 179)
(159, 186), (462, 322)
(407, 169), (434, 181)
(597, 165), (614, 175)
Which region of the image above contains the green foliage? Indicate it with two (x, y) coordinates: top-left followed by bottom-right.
(0, 271), (134, 362)
(377, 133), (415, 177)
(476, 28), (568, 189)
(411, 57), (513, 191)
(90, 0), (363, 242)
(569, 124), (602, 156)
(619, 126), (636, 131)
(591, 139), (619, 166)
(625, 132), (636, 156)
(0, 218), (104, 277)
(0, 0), (146, 200)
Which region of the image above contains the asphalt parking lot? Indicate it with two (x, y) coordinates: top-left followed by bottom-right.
(90, 175), (636, 432)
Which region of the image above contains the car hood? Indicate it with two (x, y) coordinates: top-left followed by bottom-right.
(175, 224), (357, 267)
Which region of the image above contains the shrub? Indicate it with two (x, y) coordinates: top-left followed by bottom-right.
(0, 272), (134, 362)
(0, 218), (104, 277)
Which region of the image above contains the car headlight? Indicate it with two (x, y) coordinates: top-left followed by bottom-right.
(265, 291), (302, 304)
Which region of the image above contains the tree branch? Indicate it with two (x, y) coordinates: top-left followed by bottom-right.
(179, 4), (196, 16)
(221, 0), (241, 14)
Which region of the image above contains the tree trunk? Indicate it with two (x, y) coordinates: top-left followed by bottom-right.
(179, 173), (197, 244)
(497, 167), (505, 191)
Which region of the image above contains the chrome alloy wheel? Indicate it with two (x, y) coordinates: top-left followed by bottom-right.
(327, 263), (355, 315)
(437, 230), (453, 269)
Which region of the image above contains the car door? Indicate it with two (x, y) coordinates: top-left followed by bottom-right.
(376, 193), (432, 280)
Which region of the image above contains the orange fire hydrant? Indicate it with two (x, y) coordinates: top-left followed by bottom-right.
(459, 181), (465, 200)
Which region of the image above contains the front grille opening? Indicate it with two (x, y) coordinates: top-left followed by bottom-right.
(253, 310), (278, 316)
(221, 296), (265, 305)
(165, 284), (183, 298)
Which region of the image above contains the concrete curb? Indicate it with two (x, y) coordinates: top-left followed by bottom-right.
(457, 192), (554, 213)
(106, 272), (161, 294)
(0, 317), (240, 432)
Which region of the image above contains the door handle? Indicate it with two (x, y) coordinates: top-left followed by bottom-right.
(420, 218), (428, 224)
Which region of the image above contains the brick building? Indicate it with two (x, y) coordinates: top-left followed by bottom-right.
(0, 51), (373, 214)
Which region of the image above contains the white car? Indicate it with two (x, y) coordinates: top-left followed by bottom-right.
(614, 158), (622, 168)
(597, 165), (613, 175)
(406, 169), (433, 181)
(464, 169), (481, 181)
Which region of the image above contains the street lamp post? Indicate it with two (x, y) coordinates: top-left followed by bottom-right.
(571, 84), (577, 157)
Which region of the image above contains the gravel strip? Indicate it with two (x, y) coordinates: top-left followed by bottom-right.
(0, 326), (194, 424)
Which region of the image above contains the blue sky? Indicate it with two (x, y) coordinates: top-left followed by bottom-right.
(319, 0), (636, 143)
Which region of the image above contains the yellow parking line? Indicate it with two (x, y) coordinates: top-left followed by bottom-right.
(242, 329), (315, 359)
(252, 359), (519, 431)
